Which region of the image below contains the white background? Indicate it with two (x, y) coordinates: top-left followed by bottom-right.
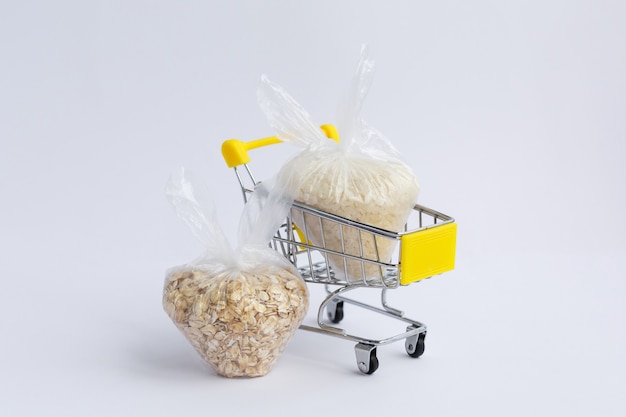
(1, 1), (625, 416)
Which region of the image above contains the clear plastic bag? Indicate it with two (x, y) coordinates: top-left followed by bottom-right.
(163, 169), (308, 377)
(258, 46), (420, 282)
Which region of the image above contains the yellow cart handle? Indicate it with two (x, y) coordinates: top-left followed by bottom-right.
(221, 124), (339, 168)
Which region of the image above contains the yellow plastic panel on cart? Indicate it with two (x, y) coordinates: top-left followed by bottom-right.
(399, 222), (457, 285)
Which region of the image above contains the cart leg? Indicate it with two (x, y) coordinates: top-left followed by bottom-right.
(355, 343), (379, 375)
(405, 327), (426, 358)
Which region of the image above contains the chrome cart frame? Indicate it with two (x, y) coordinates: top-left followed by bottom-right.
(222, 136), (456, 374)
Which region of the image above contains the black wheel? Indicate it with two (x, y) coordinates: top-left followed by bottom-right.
(327, 300), (344, 323)
(365, 350), (379, 375)
(406, 332), (426, 358)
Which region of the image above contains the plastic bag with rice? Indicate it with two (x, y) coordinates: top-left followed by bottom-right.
(258, 48), (420, 283)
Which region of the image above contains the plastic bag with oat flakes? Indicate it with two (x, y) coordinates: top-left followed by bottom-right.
(163, 168), (308, 377)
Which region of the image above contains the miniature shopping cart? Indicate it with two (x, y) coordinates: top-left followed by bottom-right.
(221, 125), (457, 374)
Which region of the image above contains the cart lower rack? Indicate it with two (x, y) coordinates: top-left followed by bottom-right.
(221, 128), (457, 374)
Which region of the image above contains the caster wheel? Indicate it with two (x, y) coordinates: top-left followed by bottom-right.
(406, 331), (426, 358)
(327, 300), (344, 324)
(355, 343), (379, 375)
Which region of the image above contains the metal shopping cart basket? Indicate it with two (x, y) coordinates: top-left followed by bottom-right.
(221, 125), (457, 374)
